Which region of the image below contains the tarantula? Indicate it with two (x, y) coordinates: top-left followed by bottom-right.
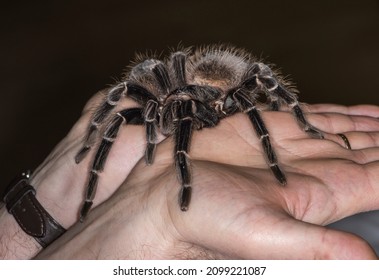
(75, 45), (323, 221)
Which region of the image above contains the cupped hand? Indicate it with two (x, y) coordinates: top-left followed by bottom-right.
(36, 103), (379, 259)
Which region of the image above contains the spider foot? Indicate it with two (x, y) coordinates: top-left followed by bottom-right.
(270, 164), (287, 185)
(180, 186), (192, 211)
(305, 126), (324, 139)
(79, 200), (93, 222)
(292, 104), (324, 139)
(145, 143), (156, 165)
(75, 146), (91, 164)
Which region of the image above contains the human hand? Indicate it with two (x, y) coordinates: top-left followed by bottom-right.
(36, 104), (379, 259)
(0, 91), (151, 259)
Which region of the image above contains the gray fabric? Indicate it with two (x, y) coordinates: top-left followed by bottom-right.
(328, 210), (379, 255)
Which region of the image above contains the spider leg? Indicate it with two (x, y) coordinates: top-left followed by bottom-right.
(242, 64), (280, 111)
(171, 51), (187, 88)
(144, 100), (159, 164)
(171, 98), (219, 211)
(80, 107), (143, 221)
(258, 75), (323, 139)
(247, 106), (287, 184)
(75, 83), (127, 163)
(173, 100), (195, 211)
(232, 90), (287, 185)
(269, 98), (280, 111)
(124, 83), (161, 164)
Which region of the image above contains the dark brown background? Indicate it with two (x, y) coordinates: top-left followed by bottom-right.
(1, 0), (378, 253)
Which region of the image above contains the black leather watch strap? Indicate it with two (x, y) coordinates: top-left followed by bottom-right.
(2, 171), (66, 248)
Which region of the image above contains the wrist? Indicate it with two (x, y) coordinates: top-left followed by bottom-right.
(0, 206), (40, 259)
(0, 167), (73, 259)
(30, 166), (83, 229)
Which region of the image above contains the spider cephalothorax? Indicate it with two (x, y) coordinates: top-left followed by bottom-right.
(75, 45), (323, 221)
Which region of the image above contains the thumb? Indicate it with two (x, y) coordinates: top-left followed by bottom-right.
(224, 217), (378, 259)
(287, 221), (377, 259)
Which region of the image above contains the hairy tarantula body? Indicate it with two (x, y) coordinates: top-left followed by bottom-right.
(75, 45), (323, 221)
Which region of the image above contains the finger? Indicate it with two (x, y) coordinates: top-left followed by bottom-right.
(288, 131), (379, 164)
(308, 112), (379, 134)
(239, 218), (378, 259)
(336, 131), (379, 150)
(317, 131), (379, 151)
(308, 104), (379, 118)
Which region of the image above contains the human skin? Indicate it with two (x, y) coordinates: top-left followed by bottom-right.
(1, 91), (379, 259)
